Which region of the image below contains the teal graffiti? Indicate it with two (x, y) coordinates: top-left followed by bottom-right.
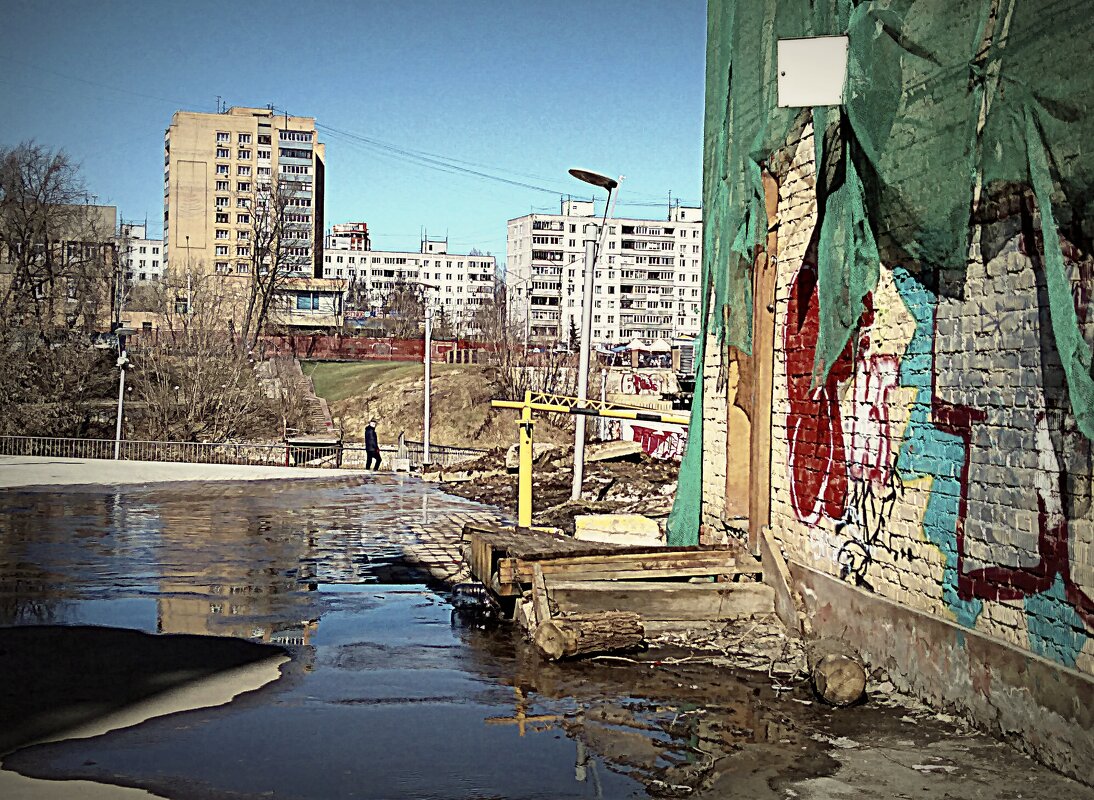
(892, 267), (982, 628)
(1025, 574), (1086, 668)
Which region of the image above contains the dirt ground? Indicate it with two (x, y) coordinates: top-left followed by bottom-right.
(308, 360), (579, 451)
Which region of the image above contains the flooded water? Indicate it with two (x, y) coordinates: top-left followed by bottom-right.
(3, 476), (1085, 800)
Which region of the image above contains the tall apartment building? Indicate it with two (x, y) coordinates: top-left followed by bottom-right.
(163, 106), (325, 281)
(506, 201), (703, 344)
(322, 232), (496, 328)
(117, 222), (163, 283)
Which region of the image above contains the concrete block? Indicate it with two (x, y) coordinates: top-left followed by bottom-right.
(573, 513), (664, 546)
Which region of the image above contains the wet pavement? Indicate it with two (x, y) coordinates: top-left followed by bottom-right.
(0, 474), (1091, 799)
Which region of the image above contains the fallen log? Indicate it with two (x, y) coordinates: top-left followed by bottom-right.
(534, 612), (644, 661)
(812, 653), (867, 706)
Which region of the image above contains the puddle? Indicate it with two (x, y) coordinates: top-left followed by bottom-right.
(4, 478), (1086, 799)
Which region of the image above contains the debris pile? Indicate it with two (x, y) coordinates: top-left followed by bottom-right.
(432, 443), (679, 532)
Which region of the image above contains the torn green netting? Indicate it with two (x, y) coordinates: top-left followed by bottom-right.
(669, 0), (1094, 546)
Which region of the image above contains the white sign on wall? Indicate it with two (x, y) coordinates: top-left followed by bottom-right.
(777, 36), (849, 107)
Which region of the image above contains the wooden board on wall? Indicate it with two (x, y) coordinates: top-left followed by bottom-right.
(748, 170), (780, 553)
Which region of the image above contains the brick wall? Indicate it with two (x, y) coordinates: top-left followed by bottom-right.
(763, 121), (1093, 678)
(700, 330), (728, 529)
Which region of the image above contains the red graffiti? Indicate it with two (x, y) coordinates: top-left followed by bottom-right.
(847, 355), (900, 487)
(630, 425), (687, 460)
(784, 240), (871, 524)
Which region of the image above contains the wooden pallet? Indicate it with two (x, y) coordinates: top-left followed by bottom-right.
(464, 523), (763, 602)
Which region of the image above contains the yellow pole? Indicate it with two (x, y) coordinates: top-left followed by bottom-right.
(518, 389), (534, 527)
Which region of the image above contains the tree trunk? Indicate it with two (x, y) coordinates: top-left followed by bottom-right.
(533, 612), (644, 661)
(812, 653), (867, 706)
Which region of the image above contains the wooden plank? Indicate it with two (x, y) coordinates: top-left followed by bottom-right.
(500, 550), (754, 585)
(761, 527), (800, 633)
(748, 169), (779, 554)
(545, 580), (775, 621)
(531, 564), (550, 627)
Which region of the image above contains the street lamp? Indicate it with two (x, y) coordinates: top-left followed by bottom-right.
(568, 168), (621, 501)
(113, 327), (137, 460)
(419, 281), (440, 466)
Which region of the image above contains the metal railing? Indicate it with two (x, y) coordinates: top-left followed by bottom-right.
(0, 435), (487, 471)
(0, 435), (290, 466)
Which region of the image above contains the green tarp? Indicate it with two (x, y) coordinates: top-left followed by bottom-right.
(668, 0), (1094, 545)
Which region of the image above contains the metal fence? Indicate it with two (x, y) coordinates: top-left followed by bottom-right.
(0, 435), (487, 471)
(0, 435), (290, 466)
(342, 439), (486, 470)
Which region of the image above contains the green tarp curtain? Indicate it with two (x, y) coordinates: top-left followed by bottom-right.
(668, 0), (1094, 545)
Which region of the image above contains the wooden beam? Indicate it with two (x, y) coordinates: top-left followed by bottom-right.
(748, 168), (780, 554)
(499, 550), (751, 585)
(545, 580), (775, 621)
(531, 564), (551, 628)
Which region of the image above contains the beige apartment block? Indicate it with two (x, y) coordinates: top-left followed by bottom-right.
(163, 106), (326, 289)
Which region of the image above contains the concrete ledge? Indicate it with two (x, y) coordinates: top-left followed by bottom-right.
(789, 560), (1093, 786)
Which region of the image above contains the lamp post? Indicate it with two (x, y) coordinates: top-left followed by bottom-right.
(567, 168), (620, 501)
(420, 282), (440, 466)
(113, 327), (136, 460)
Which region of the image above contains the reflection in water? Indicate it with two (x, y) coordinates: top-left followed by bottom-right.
(1, 477), (833, 799)
(0, 476), (504, 639)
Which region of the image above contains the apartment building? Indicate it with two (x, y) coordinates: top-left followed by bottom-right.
(322, 233), (496, 329)
(163, 106), (326, 281)
(117, 222), (163, 283)
(328, 221), (371, 251)
(506, 200), (703, 345)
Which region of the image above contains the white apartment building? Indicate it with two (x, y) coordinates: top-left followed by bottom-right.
(117, 222), (164, 283)
(322, 233), (496, 329)
(506, 200), (703, 344)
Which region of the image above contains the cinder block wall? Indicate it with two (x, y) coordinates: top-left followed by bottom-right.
(764, 120), (1094, 680)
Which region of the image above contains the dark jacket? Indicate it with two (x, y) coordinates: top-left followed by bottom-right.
(364, 426), (379, 452)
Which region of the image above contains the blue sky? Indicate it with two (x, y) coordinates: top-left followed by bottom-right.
(0, 0), (705, 259)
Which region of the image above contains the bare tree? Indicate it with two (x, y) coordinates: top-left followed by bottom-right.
(0, 143), (119, 436)
(238, 176), (312, 352)
(380, 278), (425, 338)
(131, 271), (293, 442)
(0, 142), (115, 335)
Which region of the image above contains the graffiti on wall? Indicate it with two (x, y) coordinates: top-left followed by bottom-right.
(780, 216), (1093, 667)
(603, 419), (688, 461)
(603, 369), (677, 397)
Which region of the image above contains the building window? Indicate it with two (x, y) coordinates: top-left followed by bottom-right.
(237, 230), (249, 240)
(237, 165), (251, 176)
(216, 180), (229, 191)
(238, 149), (251, 160)
(216, 132), (230, 143)
(216, 229), (228, 239)
(296, 293), (320, 310)
(152, 247), (159, 254)
(258, 134), (271, 145)
(238, 133), (252, 144)
(216, 148), (229, 159)
(215, 245), (228, 255)
(237, 182), (250, 192)
(216, 164), (229, 175)
(236, 246), (250, 257)
(216, 212), (229, 223)
(237, 213), (250, 224)
(236, 262), (250, 274)
(256, 149), (271, 160)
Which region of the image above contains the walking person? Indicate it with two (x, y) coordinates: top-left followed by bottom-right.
(365, 419), (382, 470)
